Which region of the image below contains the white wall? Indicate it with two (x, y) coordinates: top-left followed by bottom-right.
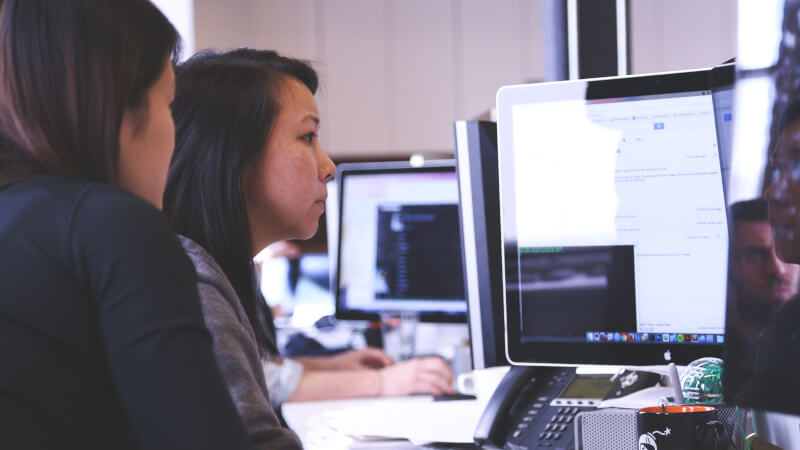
(191, 0), (737, 158)
(629, 0), (736, 74)
(151, 0), (195, 61)
(193, 0), (545, 159)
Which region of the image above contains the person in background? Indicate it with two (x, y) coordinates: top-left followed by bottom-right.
(163, 49), (454, 441)
(765, 100), (800, 266)
(0, 1), (253, 449)
(255, 240), (302, 319)
(735, 99), (800, 408)
(730, 198), (800, 337)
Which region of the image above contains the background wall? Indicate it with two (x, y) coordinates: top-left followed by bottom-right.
(193, 0), (545, 159)
(183, 0), (737, 159)
(151, 0), (195, 60)
(629, 0), (737, 74)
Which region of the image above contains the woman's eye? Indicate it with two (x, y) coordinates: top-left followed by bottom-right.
(301, 132), (316, 144)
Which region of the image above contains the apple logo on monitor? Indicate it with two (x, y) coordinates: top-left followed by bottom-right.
(663, 350), (672, 361)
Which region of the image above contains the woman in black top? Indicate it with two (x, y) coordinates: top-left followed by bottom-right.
(0, 1), (253, 449)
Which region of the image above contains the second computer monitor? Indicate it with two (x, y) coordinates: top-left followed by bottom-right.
(454, 120), (509, 369)
(497, 69), (729, 366)
(334, 161), (467, 323)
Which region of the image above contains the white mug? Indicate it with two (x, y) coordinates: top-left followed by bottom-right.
(455, 366), (510, 402)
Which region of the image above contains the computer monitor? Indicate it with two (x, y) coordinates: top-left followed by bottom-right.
(723, 0), (800, 431)
(334, 161), (467, 323)
(325, 179), (338, 290)
(710, 63), (734, 195)
(454, 120), (509, 369)
(497, 69), (729, 366)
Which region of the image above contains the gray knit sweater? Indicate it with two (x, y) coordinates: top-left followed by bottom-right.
(179, 236), (302, 450)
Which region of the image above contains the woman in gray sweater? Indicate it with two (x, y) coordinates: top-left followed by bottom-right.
(162, 49), (454, 449)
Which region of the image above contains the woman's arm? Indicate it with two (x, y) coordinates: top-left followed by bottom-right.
(293, 347), (395, 371)
(71, 187), (253, 450)
(287, 356), (455, 401)
(194, 279), (302, 450)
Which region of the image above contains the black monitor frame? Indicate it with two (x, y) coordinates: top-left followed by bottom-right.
(710, 62), (735, 198)
(454, 120), (509, 369)
(498, 69), (727, 366)
(333, 160), (467, 323)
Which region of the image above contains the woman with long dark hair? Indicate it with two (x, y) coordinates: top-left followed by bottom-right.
(164, 48), (454, 444)
(0, 1), (253, 449)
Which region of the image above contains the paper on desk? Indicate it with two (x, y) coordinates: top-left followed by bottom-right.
(326, 398), (484, 445)
(598, 385), (677, 409)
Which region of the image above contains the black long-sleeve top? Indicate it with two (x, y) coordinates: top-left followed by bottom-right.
(0, 176), (254, 450)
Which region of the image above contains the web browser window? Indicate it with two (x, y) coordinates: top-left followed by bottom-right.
(510, 91), (727, 339)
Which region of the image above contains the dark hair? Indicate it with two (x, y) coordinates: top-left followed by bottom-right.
(732, 198), (768, 223)
(779, 99), (800, 136)
(163, 48), (318, 354)
(0, 0), (181, 184)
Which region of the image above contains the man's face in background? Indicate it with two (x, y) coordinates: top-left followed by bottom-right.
(734, 220), (800, 312)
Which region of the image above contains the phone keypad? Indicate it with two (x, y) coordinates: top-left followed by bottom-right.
(505, 368), (599, 449)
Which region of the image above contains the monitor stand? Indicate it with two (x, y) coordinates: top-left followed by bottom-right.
(594, 363), (681, 409)
(564, 363), (688, 409)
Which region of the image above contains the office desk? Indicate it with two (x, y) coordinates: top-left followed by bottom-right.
(283, 395), (485, 449)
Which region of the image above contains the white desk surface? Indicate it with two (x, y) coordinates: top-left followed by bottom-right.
(283, 395), (484, 449)
(281, 366), (684, 449)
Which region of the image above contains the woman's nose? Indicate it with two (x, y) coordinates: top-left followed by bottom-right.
(318, 149), (335, 182)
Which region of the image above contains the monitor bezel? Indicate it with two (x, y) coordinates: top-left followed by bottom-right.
(497, 69), (727, 366)
(454, 120), (510, 369)
(709, 62), (735, 200)
(333, 160), (468, 323)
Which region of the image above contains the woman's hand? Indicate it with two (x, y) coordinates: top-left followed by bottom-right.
(324, 348), (395, 370)
(377, 356), (454, 397)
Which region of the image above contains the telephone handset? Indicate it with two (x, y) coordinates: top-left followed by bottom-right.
(474, 366), (660, 449)
(473, 366), (542, 447)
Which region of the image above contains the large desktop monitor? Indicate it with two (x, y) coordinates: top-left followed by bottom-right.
(334, 161), (467, 323)
(454, 120), (509, 369)
(497, 69), (729, 366)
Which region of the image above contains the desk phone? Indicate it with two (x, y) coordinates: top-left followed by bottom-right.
(474, 366), (660, 449)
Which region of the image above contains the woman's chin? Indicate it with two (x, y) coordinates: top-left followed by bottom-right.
(297, 223), (320, 240)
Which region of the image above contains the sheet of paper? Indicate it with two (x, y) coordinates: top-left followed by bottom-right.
(326, 397), (484, 445)
(598, 385), (677, 409)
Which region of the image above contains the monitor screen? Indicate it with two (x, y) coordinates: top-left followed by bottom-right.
(334, 161), (467, 322)
(497, 69), (729, 366)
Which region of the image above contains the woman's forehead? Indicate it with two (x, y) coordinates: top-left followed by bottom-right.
(278, 78), (316, 107)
